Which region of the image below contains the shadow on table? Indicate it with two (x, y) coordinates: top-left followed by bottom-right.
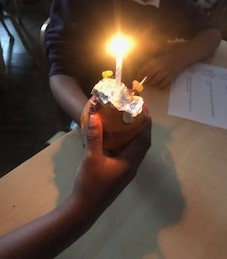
(129, 123), (185, 259)
(52, 123), (185, 259)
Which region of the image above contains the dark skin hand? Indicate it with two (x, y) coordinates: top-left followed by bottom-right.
(77, 110), (152, 211)
(0, 112), (151, 259)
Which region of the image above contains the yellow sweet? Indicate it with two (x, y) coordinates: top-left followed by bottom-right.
(102, 70), (113, 79)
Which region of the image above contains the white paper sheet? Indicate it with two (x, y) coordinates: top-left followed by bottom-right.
(168, 63), (227, 129)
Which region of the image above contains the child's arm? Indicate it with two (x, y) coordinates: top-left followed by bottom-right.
(49, 74), (88, 125)
(141, 28), (221, 88)
(0, 113), (152, 259)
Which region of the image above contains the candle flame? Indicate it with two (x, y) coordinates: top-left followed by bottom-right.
(106, 33), (135, 58)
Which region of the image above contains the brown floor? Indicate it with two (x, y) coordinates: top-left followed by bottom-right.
(0, 1), (227, 178)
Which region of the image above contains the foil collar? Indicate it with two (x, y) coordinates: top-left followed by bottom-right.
(91, 78), (144, 117)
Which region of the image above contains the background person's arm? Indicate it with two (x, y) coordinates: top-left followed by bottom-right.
(45, 0), (90, 125)
(168, 28), (221, 68)
(50, 74), (88, 125)
(139, 0), (222, 88)
(143, 28), (221, 88)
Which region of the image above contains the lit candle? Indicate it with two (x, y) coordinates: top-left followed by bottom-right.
(106, 34), (135, 86)
(115, 55), (123, 87)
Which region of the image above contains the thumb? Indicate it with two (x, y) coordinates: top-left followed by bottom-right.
(85, 114), (103, 158)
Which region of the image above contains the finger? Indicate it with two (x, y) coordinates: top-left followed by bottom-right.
(85, 114), (103, 158)
(149, 72), (167, 87)
(156, 74), (173, 89)
(120, 116), (152, 167)
(146, 70), (158, 84)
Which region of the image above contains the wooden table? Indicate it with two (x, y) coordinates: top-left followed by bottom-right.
(1, 41), (227, 259)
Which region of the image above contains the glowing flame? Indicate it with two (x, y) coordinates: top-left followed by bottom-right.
(106, 33), (135, 58)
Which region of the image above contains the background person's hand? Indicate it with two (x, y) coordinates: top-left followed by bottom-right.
(138, 54), (182, 89)
(73, 112), (151, 214)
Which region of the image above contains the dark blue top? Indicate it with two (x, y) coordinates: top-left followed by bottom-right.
(45, 0), (213, 95)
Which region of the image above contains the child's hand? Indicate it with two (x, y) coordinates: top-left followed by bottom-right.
(73, 112), (151, 213)
(139, 53), (182, 88)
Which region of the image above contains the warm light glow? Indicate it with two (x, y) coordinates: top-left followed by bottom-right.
(106, 33), (135, 58)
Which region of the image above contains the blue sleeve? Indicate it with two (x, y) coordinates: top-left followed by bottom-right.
(161, 0), (214, 39)
(45, 0), (84, 77)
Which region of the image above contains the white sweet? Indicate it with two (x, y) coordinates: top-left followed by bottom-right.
(91, 78), (144, 117)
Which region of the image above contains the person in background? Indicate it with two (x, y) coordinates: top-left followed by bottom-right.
(45, 0), (221, 126)
(0, 111), (151, 259)
(195, 0), (218, 10)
